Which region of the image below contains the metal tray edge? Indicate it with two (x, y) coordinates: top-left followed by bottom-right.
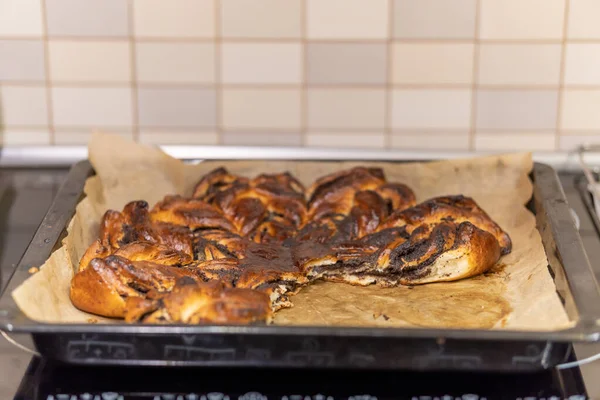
(0, 159), (598, 343)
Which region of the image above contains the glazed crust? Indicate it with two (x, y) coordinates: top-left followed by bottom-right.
(70, 166), (512, 324)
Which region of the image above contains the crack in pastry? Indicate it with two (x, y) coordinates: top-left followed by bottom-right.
(70, 166), (512, 325)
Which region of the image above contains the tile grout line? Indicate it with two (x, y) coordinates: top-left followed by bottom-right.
(7, 80), (600, 91)
(3, 125), (574, 134)
(3, 125), (222, 132)
(301, 0), (308, 147)
(7, 36), (600, 44)
(128, 0), (140, 142)
(39, 0), (55, 145)
(385, 0), (394, 149)
(468, 0), (481, 151)
(215, 0), (223, 145)
(555, 0), (571, 150)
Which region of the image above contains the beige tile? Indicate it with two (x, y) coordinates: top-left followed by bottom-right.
(222, 89), (301, 130)
(391, 90), (471, 129)
(0, 0), (43, 36)
(222, 43), (302, 84)
(0, 86), (48, 126)
(476, 90), (558, 130)
(308, 89), (385, 129)
(561, 90), (600, 131)
(46, 0), (129, 37)
(474, 132), (556, 151)
(49, 40), (131, 83)
(478, 44), (561, 86)
(222, 131), (302, 146)
(221, 0), (302, 38)
(138, 88), (216, 128)
(559, 134), (600, 151)
(307, 43), (387, 85)
(564, 44), (600, 85)
(0, 129), (51, 146)
(136, 43), (215, 84)
(307, 0), (388, 39)
(0, 40), (45, 81)
(52, 87), (133, 128)
(479, 0), (565, 39)
(568, 0), (600, 39)
(139, 130), (218, 145)
(394, 0), (476, 39)
(390, 132), (470, 150)
(54, 129), (132, 145)
(392, 43), (473, 85)
(133, 0), (215, 38)
(306, 132), (386, 148)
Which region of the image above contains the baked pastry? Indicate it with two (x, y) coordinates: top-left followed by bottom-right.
(70, 166), (512, 324)
(125, 278), (272, 325)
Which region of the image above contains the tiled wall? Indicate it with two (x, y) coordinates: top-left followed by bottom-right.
(1, 0), (599, 151)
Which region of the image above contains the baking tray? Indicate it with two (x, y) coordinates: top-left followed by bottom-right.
(576, 172), (600, 237)
(1, 158), (599, 372)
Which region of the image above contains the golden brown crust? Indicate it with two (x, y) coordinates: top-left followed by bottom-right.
(70, 255), (202, 318)
(380, 195), (511, 254)
(124, 278), (272, 324)
(71, 166), (512, 325)
(307, 167), (387, 221)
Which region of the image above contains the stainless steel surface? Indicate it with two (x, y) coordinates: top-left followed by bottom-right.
(1, 145), (598, 171)
(559, 172), (600, 398)
(0, 168), (68, 399)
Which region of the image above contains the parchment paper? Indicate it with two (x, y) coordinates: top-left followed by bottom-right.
(12, 132), (572, 330)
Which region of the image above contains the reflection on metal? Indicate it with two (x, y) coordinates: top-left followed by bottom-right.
(2, 145), (600, 170)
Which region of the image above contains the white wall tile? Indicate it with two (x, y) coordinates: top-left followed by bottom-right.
(392, 43), (474, 84)
(0, 40), (45, 82)
(308, 89), (386, 129)
(139, 131), (218, 145)
(136, 43), (215, 84)
(222, 89), (301, 130)
(476, 90), (558, 130)
(475, 133), (556, 151)
(222, 43), (302, 84)
(54, 129), (132, 145)
(307, 0), (388, 39)
(0, 0), (43, 36)
(52, 87), (133, 128)
(564, 44), (600, 86)
(49, 40), (131, 83)
(568, 0), (600, 39)
(478, 44), (561, 85)
(479, 0), (565, 39)
(392, 90), (472, 129)
(561, 90), (600, 131)
(221, 0), (302, 38)
(394, 0), (476, 39)
(134, 0), (215, 38)
(137, 88), (216, 128)
(0, 129), (50, 146)
(0, 86), (48, 126)
(46, 0), (129, 37)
